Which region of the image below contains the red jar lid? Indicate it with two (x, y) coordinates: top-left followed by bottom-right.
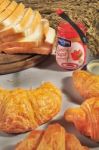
(57, 22), (87, 40)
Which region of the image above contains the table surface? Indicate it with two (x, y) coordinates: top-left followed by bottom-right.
(0, 56), (99, 150)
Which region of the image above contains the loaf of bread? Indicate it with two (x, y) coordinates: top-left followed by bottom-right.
(0, 0), (56, 55)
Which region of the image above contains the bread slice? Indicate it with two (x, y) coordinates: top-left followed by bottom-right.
(0, 0), (5, 5)
(0, 8), (27, 39)
(1, 8), (27, 32)
(45, 27), (56, 44)
(0, 2), (25, 39)
(19, 22), (44, 45)
(0, 18), (50, 46)
(0, 8), (40, 35)
(14, 10), (41, 36)
(0, 1), (18, 23)
(0, 26), (55, 54)
(0, 0), (10, 14)
(0, 0), (11, 30)
(26, 11), (41, 35)
(0, 9), (42, 42)
(14, 8), (36, 33)
(2, 3), (25, 27)
(17, 18), (49, 44)
(0, 42), (53, 55)
(42, 19), (49, 37)
(0, 1), (55, 55)
(0, 32), (25, 43)
(19, 19), (50, 45)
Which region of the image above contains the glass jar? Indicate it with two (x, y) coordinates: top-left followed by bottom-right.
(56, 22), (87, 70)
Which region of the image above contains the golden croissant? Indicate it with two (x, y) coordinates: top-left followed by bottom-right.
(64, 97), (99, 142)
(15, 123), (89, 150)
(0, 82), (61, 133)
(73, 70), (99, 99)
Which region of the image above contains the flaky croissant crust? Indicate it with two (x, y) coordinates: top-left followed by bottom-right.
(15, 124), (89, 150)
(73, 70), (99, 99)
(65, 97), (99, 142)
(0, 82), (62, 133)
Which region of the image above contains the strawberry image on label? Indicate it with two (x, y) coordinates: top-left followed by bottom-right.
(71, 49), (82, 61)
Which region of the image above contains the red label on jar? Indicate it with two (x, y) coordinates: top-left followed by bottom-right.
(56, 41), (86, 70)
(56, 22), (87, 70)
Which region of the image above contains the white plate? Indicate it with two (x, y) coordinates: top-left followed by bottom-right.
(0, 56), (99, 150)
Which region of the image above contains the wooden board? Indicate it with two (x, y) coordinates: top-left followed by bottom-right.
(0, 54), (48, 75)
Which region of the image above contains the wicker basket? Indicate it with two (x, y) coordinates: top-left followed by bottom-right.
(16, 0), (99, 56)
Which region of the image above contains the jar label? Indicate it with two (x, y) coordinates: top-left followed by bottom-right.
(56, 41), (85, 70)
(58, 37), (71, 47)
(56, 22), (87, 70)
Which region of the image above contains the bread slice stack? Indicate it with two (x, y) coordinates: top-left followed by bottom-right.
(0, 0), (56, 55)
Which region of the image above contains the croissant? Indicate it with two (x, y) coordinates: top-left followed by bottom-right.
(15, 123), (89, 150)
(64, 97), (99, 142)
(73, 70), (99, 99)
(0, 82), (61, 133)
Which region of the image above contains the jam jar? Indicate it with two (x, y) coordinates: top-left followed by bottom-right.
(56, 22), (87, 70)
